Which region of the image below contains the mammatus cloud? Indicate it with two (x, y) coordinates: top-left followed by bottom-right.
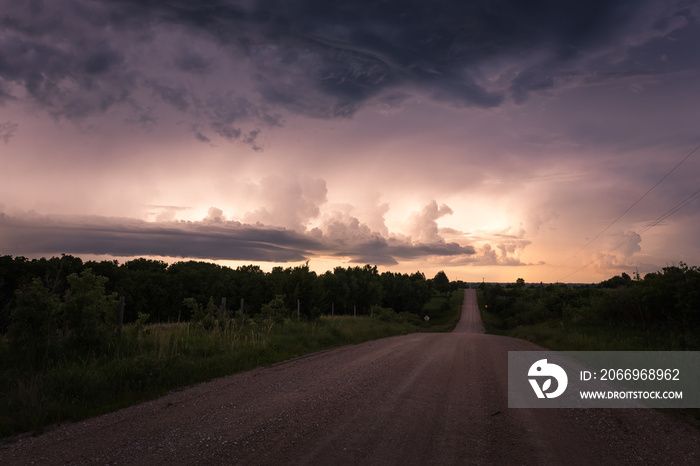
(2, 0), (692, 147)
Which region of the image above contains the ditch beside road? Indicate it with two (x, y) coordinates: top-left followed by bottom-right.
(2, 289), (698, 465)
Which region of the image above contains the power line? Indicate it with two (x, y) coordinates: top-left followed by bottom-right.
(608, 187), (700, 255)
(558, 185), (700, 282)
(541, 143), (700, 282)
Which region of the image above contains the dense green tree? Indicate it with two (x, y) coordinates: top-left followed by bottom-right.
(117, 259), (173, 322)
(432, 270), (450, 296)
(320, 268), (351, 315)
(235, 264), (268, 316)
(8, 279), (61, 366)
(63, 269), (119, 352)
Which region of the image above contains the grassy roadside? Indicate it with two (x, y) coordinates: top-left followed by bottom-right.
(476, 289), (697, 351)
(421, 288), (465, 332)
(476, 290), (700, 430)
(1, 291), (465, 439)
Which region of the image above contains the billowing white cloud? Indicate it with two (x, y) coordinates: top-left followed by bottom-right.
(204, 207), (226, 224)
(408, 201), (453, 244)
(242, 176), (328, 232)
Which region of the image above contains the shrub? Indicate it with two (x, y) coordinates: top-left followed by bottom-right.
(8, 279), (60, 366)
(260, 295), (291, 323)
(63, 269), (119, 353)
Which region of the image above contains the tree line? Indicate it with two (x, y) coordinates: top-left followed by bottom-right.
(480, 262), (700, 331)
(0, 254), (460, 339)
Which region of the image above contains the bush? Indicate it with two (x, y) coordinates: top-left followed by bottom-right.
(63, 270), (119, 353)
(8, 279), (60, 366)
(371, 305), (398, 322)
(260, 295), (291, 323)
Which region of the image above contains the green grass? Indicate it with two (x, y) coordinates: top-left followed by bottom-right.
(421, 289), (464, 332)
(476, 290), (700, 429)
(477, 290), (699, 351)
(1, 292), (467, 439)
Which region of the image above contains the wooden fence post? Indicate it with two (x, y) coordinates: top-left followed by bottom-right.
(118, 296), (125, 338)
(240, 298), (244, 324)
(297, 299), (300, 322)
(62, 290), (70, 346)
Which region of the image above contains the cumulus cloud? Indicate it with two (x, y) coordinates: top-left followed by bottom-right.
(470, 239), (533, 267)
(145, 205), (191, 222)
(607, 229), (643, 257)
(243, 175), (328, 232)
(408, 201), (453, 244)
(317, 212), (398, 265)
(439, 223), (537, 268)
(312, 209), (475, 265)
(204, 207), (226, 224)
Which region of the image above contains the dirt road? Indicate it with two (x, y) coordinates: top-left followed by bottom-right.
(2, 289), (698, 465)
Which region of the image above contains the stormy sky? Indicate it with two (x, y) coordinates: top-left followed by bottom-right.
(1, 0), (699, 282)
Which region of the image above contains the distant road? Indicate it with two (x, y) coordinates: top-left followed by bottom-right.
(2, 289), (698, 465)
(451, 287), (485, 334)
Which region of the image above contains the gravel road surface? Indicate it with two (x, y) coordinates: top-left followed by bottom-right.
(2, 289), (698, 465)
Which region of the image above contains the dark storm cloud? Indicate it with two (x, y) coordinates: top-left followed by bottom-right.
(146, 80), (192, 112)
(204, 93), (277, 142)
(0, 212), (315, 262)
(3, 0), (687, 133)
(173, 49), (213, 75)
(334, 240), (476, 266)
(215, 0), (634, 113)
(0, 211), (477, 265)
(335, 239), (476, 266)
(0, 2), (134, 119)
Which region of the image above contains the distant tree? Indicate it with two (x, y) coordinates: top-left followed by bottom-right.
(433, 271), (450, 296)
